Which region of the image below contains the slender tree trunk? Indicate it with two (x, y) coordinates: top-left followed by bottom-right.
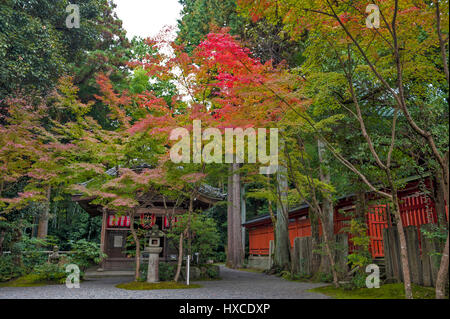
(318, 210), (339, 287)
(274, 161), (291, 271)
(317, 139), (335, 275)
(241, 185), (246, 256)
(129, 209), (140, 281)
(355, 187), (367, 220)
(226, 164), (234, 267)
(436, 152), (449, 299)
(391, 190), (413, 299)
(37, 186), (51, 239)
(433, 176), (447, 228)
(187, 196), (193, 271)
(309, 208), (321, 274)
(232, 162), (244, 268)
(435, 234), (449, 299)
(174, 232), (184, 282)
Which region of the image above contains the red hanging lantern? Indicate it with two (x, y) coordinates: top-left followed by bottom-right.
(140, 213), (156, 229)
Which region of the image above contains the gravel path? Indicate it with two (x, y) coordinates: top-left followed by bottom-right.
(0, 266), (330, 299)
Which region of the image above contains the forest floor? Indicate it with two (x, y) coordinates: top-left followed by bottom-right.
(0, 265), (329, 299)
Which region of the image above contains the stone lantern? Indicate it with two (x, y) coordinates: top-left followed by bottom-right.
(145, 224), (165, 283)
(48, 245), (60, 264)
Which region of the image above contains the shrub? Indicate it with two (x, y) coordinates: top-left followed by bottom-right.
(140, 262), (219, 282)
(317, 272), (333, 283)
(140, 262), (178, 282)
(68, 239), (106, 271)
(202, 264), (219, 279)
(0, 255), (26, 282)
(31, 263), (67, 284)
(159, 262), (177, 281)
(350, 271), (367, 289)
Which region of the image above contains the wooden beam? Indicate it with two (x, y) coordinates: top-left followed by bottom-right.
(136, 207), (186, 215)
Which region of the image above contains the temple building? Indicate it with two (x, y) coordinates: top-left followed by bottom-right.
(72, 167), (226, 270)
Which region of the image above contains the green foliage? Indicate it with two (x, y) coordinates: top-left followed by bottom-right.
(316, 272), (333, 283)
(31, 263), (67, 284)
(421, 224), (448, 242)
(68, 239), (106, 271)
(159, 262), (178, 282)
(140, 262), (219, 282)
(0, 0), (130, 101)
(200, 264), (220, 279)
(344, 218), (372, 270)
(140, 262), (177, 282)
(176, 0), (245, 53)
(17, 236), (52, 270)
(167, 212), (221, 263)
(0, 255), (26, 282)
(0, 262), (67, 286)
(349, 272), (368, 290)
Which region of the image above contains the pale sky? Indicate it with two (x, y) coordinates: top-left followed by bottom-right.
(113, 0), (182, 39)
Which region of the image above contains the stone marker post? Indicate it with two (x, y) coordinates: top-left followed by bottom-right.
(145, 225), (164, 283)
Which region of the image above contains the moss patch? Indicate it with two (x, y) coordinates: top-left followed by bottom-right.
(115, 281), (202, 290)
(309, 283), (441, 299)
(0, 274), (63, 288)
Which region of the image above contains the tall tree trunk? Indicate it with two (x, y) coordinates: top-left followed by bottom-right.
(274, 161), (291, 271)
(355, 187), (367, 220)
(317, 139), (337, 284)
(187, 196), (193, 270)
(37, 186), (51, 239)
(435, 152), (449, 299)
(226, 164), (234, 267)
(432, 176), (447, 228)
(129, 209), (140, 281)
(309, 208), (321, 274)
(231, 162), (243, 268)
(241, 184), (246, 256)
(391, 186), (413, 299)
(435, 234), (449, 299)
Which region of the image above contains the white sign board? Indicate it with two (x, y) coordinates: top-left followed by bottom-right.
(114, 235), (123, 248)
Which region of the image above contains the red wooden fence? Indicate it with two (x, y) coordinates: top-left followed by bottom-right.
(366, 205), (389, 257)
(247, 191), (444, 258)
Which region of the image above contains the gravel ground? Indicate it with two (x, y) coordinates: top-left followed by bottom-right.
(0, 266), (330, 299)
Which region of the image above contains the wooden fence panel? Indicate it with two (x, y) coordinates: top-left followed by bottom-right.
(383, 224), (441, 287)
(405, 226), (422, 285)
(291, 234), (348, 277)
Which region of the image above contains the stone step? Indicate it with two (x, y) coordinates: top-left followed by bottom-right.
(84, 268), (135, 279)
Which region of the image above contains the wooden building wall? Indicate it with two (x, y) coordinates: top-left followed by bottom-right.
(246, 179), (447, 259)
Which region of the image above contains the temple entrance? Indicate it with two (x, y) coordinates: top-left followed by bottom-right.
(106, 230), (128, 259)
